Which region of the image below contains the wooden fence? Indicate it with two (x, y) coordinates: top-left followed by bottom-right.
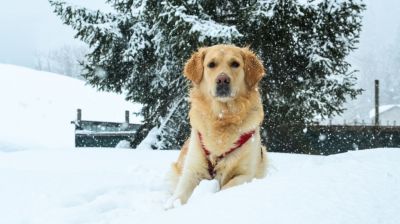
(266, 123), (400, 155)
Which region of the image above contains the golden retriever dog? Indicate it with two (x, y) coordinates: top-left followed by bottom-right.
(167, 44), (267, 206)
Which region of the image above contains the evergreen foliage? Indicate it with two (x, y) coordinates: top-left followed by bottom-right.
(50, 0), (365, 151)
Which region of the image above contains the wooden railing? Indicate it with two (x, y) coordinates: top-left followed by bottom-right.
(71, 109), (141, 147)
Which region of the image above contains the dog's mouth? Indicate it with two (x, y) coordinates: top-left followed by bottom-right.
(216, 84), (231, 97)
(212, 87), (236, 102)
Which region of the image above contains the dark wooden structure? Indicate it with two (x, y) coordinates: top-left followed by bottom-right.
(375, 80), (380, 125)
(71, 109), (140, 147)
(267, 123), (400, 155)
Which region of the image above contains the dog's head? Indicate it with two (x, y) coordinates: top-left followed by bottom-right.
(184, 45), (265, 102)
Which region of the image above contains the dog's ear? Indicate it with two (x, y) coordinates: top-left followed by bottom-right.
(241, 48), (265, 89)
(184, 48), (206, 85)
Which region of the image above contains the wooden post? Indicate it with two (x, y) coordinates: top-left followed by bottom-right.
(77, 108), (82, 121)
(375, 80), (379, 126)
(125, 110), (130, 123)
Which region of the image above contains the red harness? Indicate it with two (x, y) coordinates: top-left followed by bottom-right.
(197, 130), (255, 178)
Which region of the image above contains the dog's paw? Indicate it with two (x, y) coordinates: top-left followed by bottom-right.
(164, 196), (182, 210)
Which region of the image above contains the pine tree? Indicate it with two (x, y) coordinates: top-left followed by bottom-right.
(50, 0), (365, 151)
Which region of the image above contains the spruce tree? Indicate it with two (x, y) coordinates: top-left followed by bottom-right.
(50, 0), (365, 151)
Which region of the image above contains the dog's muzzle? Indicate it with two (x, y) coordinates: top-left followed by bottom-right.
(215, 73), (231, 97)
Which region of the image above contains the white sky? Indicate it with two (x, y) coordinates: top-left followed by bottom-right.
(0, 0), (399, 68)
(0, 0), (109, 67)
(355, 0), (400, 59)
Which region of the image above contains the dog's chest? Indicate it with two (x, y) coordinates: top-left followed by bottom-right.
(197, 128), (256, 177)
(201, 130), (239, 155)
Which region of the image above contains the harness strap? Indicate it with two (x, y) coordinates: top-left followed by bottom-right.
(197, 130), (255, 178)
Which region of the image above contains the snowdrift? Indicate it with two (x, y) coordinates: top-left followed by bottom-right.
(0, 64), (141, 151)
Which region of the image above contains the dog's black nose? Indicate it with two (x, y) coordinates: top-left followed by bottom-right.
(216, 74), (230, 85)
(216, 74), (231, 97)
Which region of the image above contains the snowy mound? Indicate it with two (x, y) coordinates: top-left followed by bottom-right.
(0, 64), (141, 151)
(0, 148), (398, 224)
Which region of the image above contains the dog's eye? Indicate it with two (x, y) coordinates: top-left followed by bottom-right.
(208, 62), (216, 68)
(231, 61), (240, 68)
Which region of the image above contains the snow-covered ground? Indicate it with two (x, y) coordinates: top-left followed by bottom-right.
(0, 65), (399, 224)
(0, 149), (399, 224)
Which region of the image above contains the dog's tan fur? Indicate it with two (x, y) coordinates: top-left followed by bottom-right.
(168, 44), (267, 205)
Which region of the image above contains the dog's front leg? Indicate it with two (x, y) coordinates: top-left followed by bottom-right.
(171, 161), (205, 205)
(165, 164), (204, 209)
(165, 131), (207, 209)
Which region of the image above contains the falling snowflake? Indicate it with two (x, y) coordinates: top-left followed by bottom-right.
(319, 134), (327, 141)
